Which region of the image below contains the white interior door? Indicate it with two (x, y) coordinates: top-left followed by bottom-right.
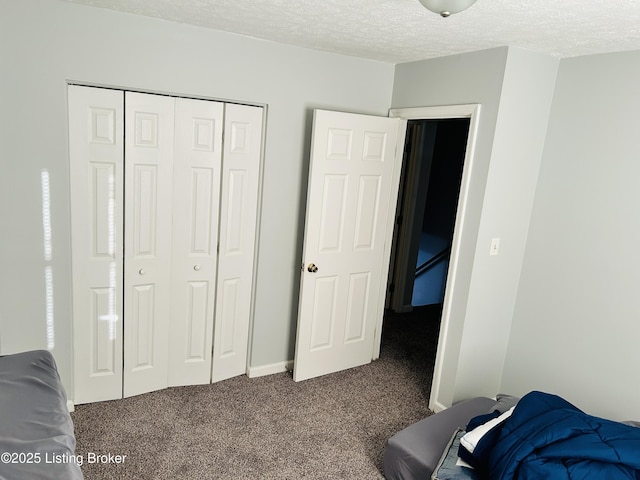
(168, 98), (224, 386)
(123, 92), (175, 397)
(211, 103), (263, 382)
(293, 109), (405, 382)
(69, 85), (124, 404)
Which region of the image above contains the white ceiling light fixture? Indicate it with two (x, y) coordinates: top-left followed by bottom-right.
(418, 0), (478, 17)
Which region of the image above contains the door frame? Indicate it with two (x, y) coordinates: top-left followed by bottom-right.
(375, 104), (481, 410)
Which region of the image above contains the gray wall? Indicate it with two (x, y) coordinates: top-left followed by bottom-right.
(502, 50), (640, 421)
(0, 0), (395, 398)
(5, 0), (637, 418)
(393, 47), (508, 408)
(392, 47), (558, 408)
(455, 48), (558, 402)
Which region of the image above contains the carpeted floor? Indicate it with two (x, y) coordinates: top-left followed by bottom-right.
(71, 305), (441, 479)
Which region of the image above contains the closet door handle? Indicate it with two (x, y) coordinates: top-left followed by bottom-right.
(138, 268), (145, 275)
(193, 264), (201, 271)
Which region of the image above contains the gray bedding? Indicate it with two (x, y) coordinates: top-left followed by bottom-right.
(383, 397), (495, 480)
(384, 394), (521, 480)
(431, 429), (480, 480)
(0, 350), (83, 480)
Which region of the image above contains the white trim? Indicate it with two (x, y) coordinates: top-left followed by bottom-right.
(386, 104), (482, 412)
(431, 400), (448, 414)
(389, 104), (480, 120)
(244, 105), (268, 384)
(247, 360), (293, 378)
(67, 80), (267, 111)
(67, 400), (75, 413)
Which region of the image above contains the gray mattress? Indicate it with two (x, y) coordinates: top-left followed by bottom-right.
(0, 350), (83, 480)
(383, 397), (495, 480)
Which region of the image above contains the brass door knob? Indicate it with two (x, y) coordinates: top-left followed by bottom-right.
(307, 263), (318, 273)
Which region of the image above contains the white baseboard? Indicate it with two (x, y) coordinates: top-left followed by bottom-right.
(430, 400), (448, 413)
(247, 360), (293, 378)
(67, 400), (75, 413)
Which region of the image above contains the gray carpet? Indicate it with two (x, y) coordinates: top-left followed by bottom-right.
(71, 306), (440, 479)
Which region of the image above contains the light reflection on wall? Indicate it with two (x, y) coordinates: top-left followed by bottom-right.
(41, 169), (55, 350)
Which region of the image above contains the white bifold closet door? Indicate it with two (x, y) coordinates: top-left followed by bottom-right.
(123, 92), (176, 398)
(212, 103), (263, 382)
(69, 86), (125, 404)
(167, 97), (224, 388)
(69, 85), (262, 404)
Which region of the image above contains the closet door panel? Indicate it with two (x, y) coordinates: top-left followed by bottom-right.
(212, 104), (263, 382)
(70, 85), (124, 404)
(123, 92), (175, 398)
(168, 98), (223, 386)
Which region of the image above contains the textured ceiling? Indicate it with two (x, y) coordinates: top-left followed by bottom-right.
(63, 0), (640, 63)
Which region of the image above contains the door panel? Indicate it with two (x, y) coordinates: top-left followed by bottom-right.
(294, 109), (404, 382)
(354, 175), (382, 250)
(344, 272), (370, 342)
(211, 103), (263, 382)
(310, 276), (338, 350)
(318, 175), (347, 252)
(69, 85), (124, 404)
(123, 92), (175, 398)
(168, 97), (224, 386)
(130, 283), (155, 370)
(219, 278), (240, 356)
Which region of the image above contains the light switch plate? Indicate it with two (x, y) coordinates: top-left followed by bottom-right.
(490, 237), (500, 256)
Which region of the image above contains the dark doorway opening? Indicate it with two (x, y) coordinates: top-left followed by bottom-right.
(380, 117), (470, 395)
(387, 118), (470, 312)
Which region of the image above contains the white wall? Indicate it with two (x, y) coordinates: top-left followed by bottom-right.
(502, 50), (640, 421)
(0, 0), (395, 398)
(392, 47), (558, 409)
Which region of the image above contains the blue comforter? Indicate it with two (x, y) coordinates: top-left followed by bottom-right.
(474, 391), (640, 480)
